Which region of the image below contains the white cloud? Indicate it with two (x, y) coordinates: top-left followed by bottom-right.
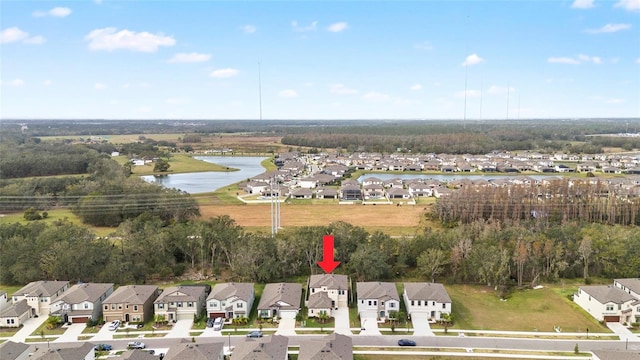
(614, 0), (640, 11)
(24, 35), (46, 44)
(210, 68), (239, 78)
(168, 52), (211, 63)
(462, 53), (484, 66)
(587, 23), (631, 33)
(85, 27), (176, 52)
(1, 27), (34, 44)
(330, 83), (358, 95)
(327, 22), (349, 32)
(410, 84), (423, 91)
(278, 89), (298, 98)
(33, 7), (72, 17)
(165, 97), (190, 105)
(455, 89), (481, 98)
(548, 57), (581, 64)
(292, 20), (317, 32)
(606, 98), (625, 104)
(488, 85), (515, 95)
(43, 80), (52, 86)
(413, 41), (433, 50)
(362, 91), (390, 102)
(241, 25), (256, 34)
(94, 0), (103, 4)
(94, 82), (107, 90)
(636, 58), (640, 64)
(10, 79), (25, 87)
(571, 0), (594, 9)
(578, 54), (602, 64)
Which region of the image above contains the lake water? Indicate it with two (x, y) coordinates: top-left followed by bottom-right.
(141, 156), (267, 194)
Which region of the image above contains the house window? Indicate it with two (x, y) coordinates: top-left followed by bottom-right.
(606, 304), (614, 311)
(312, 288), (315, 293)
(237, 303), (243, 308)
(84, 303), (89, 309)
(411, 300), (414, 306)
(111, 304), (115, 310)
(209, 302), (215, 307)
(134, 305), (138, 311)
(158, 304), (164, 309)
(118, 305), (122, 310)
(389, 302), (395, 308)
(178, 302), (183, 307)
(373, 301), (377, 306)
(104, 305), (108, 310)
(170, 302), (175, 306)
(432, 301), (436, 306)
(368, 301), (372, 306)
(442, 303), (446, 309)
(417, 300), (421, 306)
(188, 302), (193, 307)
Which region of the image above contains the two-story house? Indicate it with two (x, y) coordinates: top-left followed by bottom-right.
(356, 282), (400, 322)
(403, 282), (452, 321)
(103, 285), (159, 323)
(306, 274), (349, 318)
(12, 280), (70, 317)
(573, 285), (637, 323)
(50, 283), (114, 323)
(257, 283), (302, 319)
(154, 285), (208, 321)
(206, 282), (254, 319)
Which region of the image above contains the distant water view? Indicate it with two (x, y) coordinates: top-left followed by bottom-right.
(141, 156), (267, 194)
(357, 173), (557, 183)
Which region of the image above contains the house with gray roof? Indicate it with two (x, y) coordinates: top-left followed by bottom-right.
(120, 350), (157, 360)
(163, 342), (225, 360)
(102, 285), (159, 323)
(614, 278), (640, 299)
(356, 282), (400, 322)
(30, 342), (94, 360)
(573, 285), (638, 323)
(257, 283), (301, 319)
(308, 274), (349, 309)
(207, 282), (254, 320)
(155, 285), (208, 321)
(592, 350), (640, 360)
(12, 280), (69, 316)
(298, 333), (353, 360)
(0, 340), (34, 360)
(231, 334), (289, 360)
(0, 291), (10, 312)
(50, 283), (114, 323)
(0, 299), (33, 327)
(403, 282), (452, 321)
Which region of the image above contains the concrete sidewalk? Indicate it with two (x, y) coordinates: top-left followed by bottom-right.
(607, 322), (639, 342)
(9, 316), (47, 343)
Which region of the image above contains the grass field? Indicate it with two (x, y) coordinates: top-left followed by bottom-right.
(113, 154), (234, 175)
(0, 209), (115, 237)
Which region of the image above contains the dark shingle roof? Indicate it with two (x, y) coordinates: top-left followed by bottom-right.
(403, 283), (451, 303)
(580, 285), (637, 304)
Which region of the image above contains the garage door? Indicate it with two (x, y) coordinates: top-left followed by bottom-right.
(177, 312), (194, 321)
(71, 316), (89, 323)
(279, 310), (297, 319)
(209, 312), (224, 319)
(604, 316), (620, 322)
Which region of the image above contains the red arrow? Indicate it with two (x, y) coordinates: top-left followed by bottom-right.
(317, 234), (340, 273)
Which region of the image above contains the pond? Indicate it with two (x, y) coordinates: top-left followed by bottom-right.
(141, 156), (267, 194)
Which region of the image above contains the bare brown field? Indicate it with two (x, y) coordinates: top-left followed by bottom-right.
(199, 203), (428, 234)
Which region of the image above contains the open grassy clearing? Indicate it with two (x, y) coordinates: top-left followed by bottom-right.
(0, 209), (115, 237)
(113, 154), (234, 175)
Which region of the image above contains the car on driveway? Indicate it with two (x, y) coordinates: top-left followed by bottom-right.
(398, 339), (416, 346)
(127, 341), (146, 349)
(246, 331), (263, 338)
(108, 320), (120, 331)
(94, 344), (112, 351)
(213, 317), (224, 331)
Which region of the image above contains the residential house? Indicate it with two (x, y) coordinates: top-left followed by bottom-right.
(155, 285), (208, 321)
(0, 291), (10, 312)
(207, 282), (255, 319)
(50, 283), (114, 323)
(30, 342), (94, 360)
(231, 334), (289, 360)
(291, 188), (313, 199)
(592, 350), (640, 360)
(12, 280), (70, 316)
(356, 282), (400, 321)
(403, 283), (452, 321)
(298, 333), (353, 360)
(257, 283), (301, 319)
(339, 184), (362, 201)
(573, 285), (638, 323)
(298, 177), (319, 189)
(308, 274), (349, 308)
(614, 278), (640, 299)
(362, 184), (384, 199)
(120, 350), (157, 360)
(316, 187), (338, 199)
(0, 341), (34, 360)
(0, 300), (32, 328)
(386, 187), (411, 199)
(163, 342), (225, 360)
(102, 285), (159, 323)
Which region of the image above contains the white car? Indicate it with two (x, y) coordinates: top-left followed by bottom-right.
(108, 320), (120, 331)
(213, 317), (224, 331)
(127, 341), (145, 349)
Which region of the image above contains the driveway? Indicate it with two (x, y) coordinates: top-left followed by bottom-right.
(410, 312), (435, 336)
(275, 311), (297, 336)
(359, 311), (381, 336)
(9, 315), (47, 343)
(91, 323), (115, 341)
(606, 322), (639, 342)
(333, 307), (352, 335)
(165, 319), (193, 338)
(54, 323), (86, 342)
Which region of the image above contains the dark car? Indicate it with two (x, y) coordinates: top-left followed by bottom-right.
(398, 339), (416, 346)
(246, 331), (263, 338)
(94, 344), (112, 351)
(207, 318), (215, 328)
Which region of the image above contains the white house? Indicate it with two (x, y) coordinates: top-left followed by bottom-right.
(0, 300), (32, 328)
(0, 291), (10, 312)
(257, 283), (301, 319)
(154, 286), (208, 321)
(206, 282), (254, 319)
(573, 285), (637, 323)
(12, 280), (70, 316)
(307, 274), (348, 317)
(50, 283), (114, 323)
(356, 282), (400, 322)
(403, 282), (452, 321)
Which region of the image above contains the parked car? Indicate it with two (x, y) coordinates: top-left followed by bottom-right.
(108, 320), (120, 331)
(246, 331), (263, 338)
(207, 318), (215, 328)
(127, 341), (146, 349)
(397, 339), (416, 346)
(213, 317), (224, 331)
(93, 344), (112, 351)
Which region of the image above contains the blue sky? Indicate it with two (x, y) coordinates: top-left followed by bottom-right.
(1, 0), (639, 120)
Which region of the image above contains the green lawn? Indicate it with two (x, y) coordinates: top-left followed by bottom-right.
(0, 209), (116, 237)
(113, 154), (236, 175)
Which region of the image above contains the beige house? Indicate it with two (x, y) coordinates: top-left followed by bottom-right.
(154, 285), (208, 321)
(232, 334), (289, 360)
(308, 274), (349, 308)
(257, 283), (301, 319)
(0, 341), (34, 360)
(298, 333), (353, 360)
(0, 300), (32, 328)
(207, 282), (255, 319)
(30, 342), (94, 360)
(50, 283), (114, 323)
(163, 342), (225, 360)
(102, 285), (159, 323)
(12, 281), (69, 317)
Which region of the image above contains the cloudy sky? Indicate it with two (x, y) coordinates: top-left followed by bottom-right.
(1, 0), (639, 120)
